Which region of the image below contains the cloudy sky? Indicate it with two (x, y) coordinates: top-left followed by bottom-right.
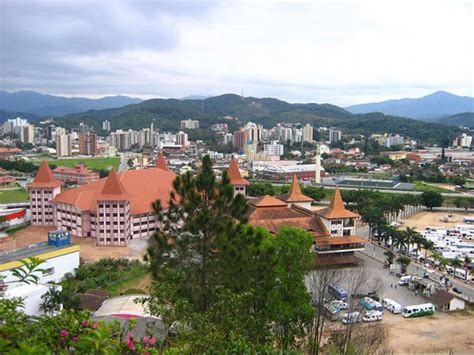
(0, 0), (472, 106)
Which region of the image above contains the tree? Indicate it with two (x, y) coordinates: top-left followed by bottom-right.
(397, 256), (411, 274)
(384, 250), (395, 266)
(420, 191), (443, 210)
(148, 155), (249, 312)
(247, 182), (276, 196)
(421, 238), (434, 259)
(450, 258), (463, 279)
(302, 185), (325, 202)
(40, 286), (62, 316)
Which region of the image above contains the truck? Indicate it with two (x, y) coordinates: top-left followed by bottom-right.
(328, 284), (348, 301)
(399, 275), (412, 286)
(360, 297), (384, 312)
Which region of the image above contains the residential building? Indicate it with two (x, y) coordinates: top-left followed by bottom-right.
(110, 130), (131, 151)
(3, 117), (28, 134)
(385, 134), (404, 147)
(19, 124), (35, 144)
(279, 127), (293, 143)
(79, 131), (97, 156)
(102, 120), (111, 132)
(329, 128), (342, 144)
(453, 133), (472, 148)
(0, 147), (22, 159)
(429, 289), (465, 312)
(53, 165), (100, 185)
(227, 158), (249, 196)
(244, 122), (262, 143)
(223, 133), (233, 145)
(233, 128), (248, 151)
(303, 123), (313, 143)
(175, 131), (188, 147)
(138, 128), (151, 148)
(29, 156), (175, 246)
(211, 123), (228, 133)
(180, 119), (200, 130)
(55, 130), (72, 158)
(264, 141), (284, 157)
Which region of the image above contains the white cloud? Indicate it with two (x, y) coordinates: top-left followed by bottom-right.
(1, 0), (472, 105)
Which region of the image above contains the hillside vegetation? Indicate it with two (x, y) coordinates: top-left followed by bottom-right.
(52, 94), (460, 144)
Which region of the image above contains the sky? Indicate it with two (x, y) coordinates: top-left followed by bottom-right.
(0, 0), (473, 106)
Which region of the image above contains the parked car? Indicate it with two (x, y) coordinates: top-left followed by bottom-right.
(342, 311), (362, 324)
(452, 287), (463, 294)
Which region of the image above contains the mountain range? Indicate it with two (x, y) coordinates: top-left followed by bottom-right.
(0, 90), (142, 117)
(346, 91), (474, 119)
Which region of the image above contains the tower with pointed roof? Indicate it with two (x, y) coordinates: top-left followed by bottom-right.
(95, 168), (131, 246)
(278, 174), (313, 208)
(28, 160), (62, 226)
(155, 152), (169, 171)
(226, 158), (249, 196)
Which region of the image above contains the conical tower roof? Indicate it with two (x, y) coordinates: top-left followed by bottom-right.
(315, 185), (359, 219)
(279, 174), (313, 203)
(28, 160), (62, 188)
(227, 158), (249, 186)
(97, 167), (129, 200)
(156, 152), (169, 171)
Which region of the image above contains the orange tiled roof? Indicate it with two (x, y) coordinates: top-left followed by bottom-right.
(53, 166), (176, 214)
(279, 174), (313, 203)
(0, 147), (22, 154)
(28, 160), (62, 188)
(314, 186), (359, 219)
(96, 168), (130, 201)
(156, 152), (169, 171)
(249, 195), (288, 208)
(54, 165), (97, 176)
(227, 158), (249, 186)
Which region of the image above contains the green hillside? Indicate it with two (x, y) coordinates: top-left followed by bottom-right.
(52, 94), (461, 144)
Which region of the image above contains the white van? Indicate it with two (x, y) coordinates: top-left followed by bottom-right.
(399, 275), (412, 286)
(382, 298), (403, 314)
(342, 311), (362, 324)
(363, 310), (383, 322)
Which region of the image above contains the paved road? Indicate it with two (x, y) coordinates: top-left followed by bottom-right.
(357, 226), (474, 302)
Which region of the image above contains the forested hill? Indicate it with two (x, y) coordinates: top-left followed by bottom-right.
(437, 112), (474, 128)
(52, 93), (460, 144)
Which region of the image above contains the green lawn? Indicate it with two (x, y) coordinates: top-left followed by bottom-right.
(104, 272), (151, 296)
(414, 181), (452, 193)
(0, 189), (29, 203)
(39, 157), (120, 171)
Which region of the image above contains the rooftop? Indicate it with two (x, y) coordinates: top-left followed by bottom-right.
(0, 242), (78, 266)
(28, 160), (62, 189)
(227, 158), (249, 186)
(279, 174), (313, 203)
(314, 186), (359, 220)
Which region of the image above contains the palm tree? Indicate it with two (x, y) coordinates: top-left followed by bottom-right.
(40, 286), (62, 316)
(421, 238), (434, 259)
(393, 230), (408, 253)
(404, 227), (418, 255)
(463, 256), (472, 281)
(384, 250), (395, 266)
(450, 258), (463, 279)
(397, 255), (411, 274)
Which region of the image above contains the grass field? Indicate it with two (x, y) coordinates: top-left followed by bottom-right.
(42, 157), (120, 171)
(414, 181), (452, 193)
(0, 188), (29, 203)
(104, 272), (151, 296)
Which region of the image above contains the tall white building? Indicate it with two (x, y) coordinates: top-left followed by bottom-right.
(329, 128), (342, 144)
(279, 127), (293, 143)
(55, 130), (72, 158)
(180, 119), (200, 129)
(244, 122), (263, 143)
(453, 133), (472, 148)
(110, 130), (131, 150)
(264, 141), (284, 157)
(385, 134), (404, 147)
(303, 123), (313, 143)
(138, 128), (151, 148)
(223, 133), (233, 145)
(176, 131), (188, 147)
(4, 117), (28, 134)
(102, 120), (111, 132)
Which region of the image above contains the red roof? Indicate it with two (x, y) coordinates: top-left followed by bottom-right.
(54, 165), (97, 176)
(28, 160), (62, 189)
(96, 168), (130, 201)
(315, 186), (359, 219)
(53, 166), (176, 214)
(279, 174), (313, 203)
(156, 153), (169, 171)
(227, 158), (249, 186)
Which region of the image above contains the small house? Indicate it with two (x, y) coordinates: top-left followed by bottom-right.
(429, 289), (465, 312)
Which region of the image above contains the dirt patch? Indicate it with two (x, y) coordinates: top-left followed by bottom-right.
(384, 310), (474, 353)
(400, 211), (474, 231)
(1, 226), (148, 262)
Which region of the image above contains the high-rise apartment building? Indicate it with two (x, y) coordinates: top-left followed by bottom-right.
(176, 131), (188, 147)
(329, 128), (342, 144)
(102, 120), (111, 132)
(55, 130), (72, 158)
(303, 123), (313, 143)
(244, 122), (262, 143)
(79, 131), (97, 156)
(264, 141), (284, 156)
(19, 124), (35, 144)
(180, 119), (200, 129)
(110, 130), (130, 151)
(233, 128), (248, 151)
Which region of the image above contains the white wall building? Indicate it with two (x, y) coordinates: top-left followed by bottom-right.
(264, 141), (284, 157)
(180, 119), (200, 129)
(329, 128), (342, 144)
(303, 123), (313, 143)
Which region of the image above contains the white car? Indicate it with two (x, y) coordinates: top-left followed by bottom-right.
(363, 310), (383, 322)
(330, 300), (348, 310)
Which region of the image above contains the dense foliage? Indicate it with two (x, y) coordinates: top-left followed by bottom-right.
(0, 158), (38, 173)
(147, 155), (315, 351)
